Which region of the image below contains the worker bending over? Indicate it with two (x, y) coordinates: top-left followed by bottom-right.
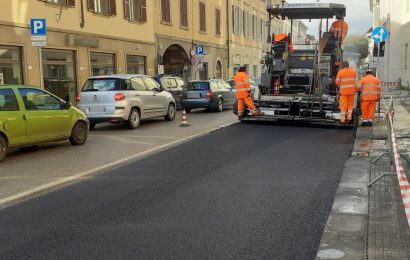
(335, 61), (357, 124)
(234, 65), (264, 119)
(329, 16), (348, 43)
(356, 69), (381, 126)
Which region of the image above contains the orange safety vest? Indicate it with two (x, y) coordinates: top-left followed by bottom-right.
(274, 34), (294, 53)
(335, 67), (357, 96)
(329, 19), (348, 42)
(356, 74), (381, 101)
(234, 71), (251, 99)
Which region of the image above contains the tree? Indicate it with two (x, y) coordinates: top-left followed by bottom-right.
(343, 35), (369, 61)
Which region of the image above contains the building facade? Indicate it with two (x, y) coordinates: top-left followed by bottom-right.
(369, 0), (410, 85)
(0, 0), (156, 103)
(0, 0), (305, 102)
(154, 0), (228, 81)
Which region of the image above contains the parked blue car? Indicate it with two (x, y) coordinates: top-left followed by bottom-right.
(180, 80), (236, 112)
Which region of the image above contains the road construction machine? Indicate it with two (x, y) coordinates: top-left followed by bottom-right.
(241, 2), (357, 127)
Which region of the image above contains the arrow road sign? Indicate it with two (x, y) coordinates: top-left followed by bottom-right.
(372, 26), (388, 43)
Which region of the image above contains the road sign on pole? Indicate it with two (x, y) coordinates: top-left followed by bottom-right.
(371, 26), (388, 43)
(30, 18), (47, 47)
(196, 45), (204, 61)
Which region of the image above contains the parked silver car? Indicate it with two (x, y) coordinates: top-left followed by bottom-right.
(77, 75), (176, 129)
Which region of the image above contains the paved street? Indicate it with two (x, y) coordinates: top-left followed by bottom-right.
(0, 109), (236, 207)
(0, 123), (354, 259)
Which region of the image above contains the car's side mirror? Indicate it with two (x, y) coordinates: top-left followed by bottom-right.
(62, 101), (71, 109)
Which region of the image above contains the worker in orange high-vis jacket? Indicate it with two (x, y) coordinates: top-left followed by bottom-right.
(234, 65), (264, 119)
(335, 61), (357, 124)
(329, 17), (348, 43)
(356, 69), (381, 127)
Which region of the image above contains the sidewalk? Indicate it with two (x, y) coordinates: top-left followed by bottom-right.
(317, 97), (410, 260)
(367, 101), (410, 259)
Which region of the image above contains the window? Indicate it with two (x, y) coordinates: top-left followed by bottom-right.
(41, 0), (75, 6)
(88, 0), (116, 16)
(126, 55), (146, 74)
(180, 0), (188, 27)
(199, 1), (206, 32)
(143, 77), (160, 91)
(130, 77), (146, 91)
(216, 60), (222, 79)
(215, 8), (221, 36)
(233, 6), (240, 34)
(210, 81), (219, 91)
(42, 49), (77, 103)
(0, 46), (23, 85)
(175, 78), (185, 88)
(161, 0), (171, 23)
(90, 52), (115, 76)
(124, 0), (147, 22)
(18, 88), (62, 111)
(243, 10), (247, 37)
(82, 78), (122, 91)
(0, 89), (19, 111)
(163, 78), (177, 89)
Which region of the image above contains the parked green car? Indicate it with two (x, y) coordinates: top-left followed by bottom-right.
(0, 85), (89, 162)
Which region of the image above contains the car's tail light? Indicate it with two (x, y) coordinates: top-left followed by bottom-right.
(76, 95), (80, 103)
(114, 93), (126, 101)
(207, 91), (213, 98)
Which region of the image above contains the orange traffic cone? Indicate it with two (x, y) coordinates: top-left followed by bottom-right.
(180, 109), (190, 127)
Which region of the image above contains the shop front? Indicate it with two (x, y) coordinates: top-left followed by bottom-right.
(42, 49), (77, 103)
(0, 46), (23, 85)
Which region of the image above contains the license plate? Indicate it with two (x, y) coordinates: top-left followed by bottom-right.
(90, 107), (105, 113)
(187, 93), (200, 98)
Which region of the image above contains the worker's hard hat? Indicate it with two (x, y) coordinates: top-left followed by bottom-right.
(341, 61), (350, 68)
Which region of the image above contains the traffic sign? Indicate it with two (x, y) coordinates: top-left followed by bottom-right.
(30, 18), (47, 47)
(372, 26), (388, 43)
(196, 46), (204, 55)
(30, 18), (46, 35)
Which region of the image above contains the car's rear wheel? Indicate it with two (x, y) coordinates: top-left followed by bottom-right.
(89, 122), (97, 130)
(215, 98), (223, 112)
(164, 103), (176, 121)
(0, 135), (7, 162)
(69, 121), (88, 145)
(128, 108), (140, 129)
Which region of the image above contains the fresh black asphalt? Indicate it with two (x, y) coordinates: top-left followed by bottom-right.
(0, 123), (355, 260)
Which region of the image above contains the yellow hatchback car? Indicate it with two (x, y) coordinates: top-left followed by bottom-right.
(0, 85), (89, 162)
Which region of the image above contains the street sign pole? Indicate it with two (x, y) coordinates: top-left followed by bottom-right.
(377, 41), (381, 117)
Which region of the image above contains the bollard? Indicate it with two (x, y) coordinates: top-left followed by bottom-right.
(179, 109), (190, 127)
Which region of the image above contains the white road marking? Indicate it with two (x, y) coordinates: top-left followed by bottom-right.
(0, 121), (237, 208)
(99, 135), (153, 146)
(89, 135), (176, 139)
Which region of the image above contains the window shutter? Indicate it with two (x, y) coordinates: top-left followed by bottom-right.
(87, 0), (95, 11)
(199, 2), (206, 32)
(109, 0), (117, 15)
(67, 0), (75, 7)
(161, 0), (170, 23)
(124, 0), (130, 19)
(215, 9), (221, 35)
(180, 0), (188, 27)
(140, 0), (147, 22)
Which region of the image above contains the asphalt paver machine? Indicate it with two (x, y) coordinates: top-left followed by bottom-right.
(242, 2), (357, 127)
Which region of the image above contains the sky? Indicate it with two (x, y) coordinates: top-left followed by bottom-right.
(286, 0), (373, 37)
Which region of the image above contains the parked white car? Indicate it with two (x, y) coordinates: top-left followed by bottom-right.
(77, 74), (176, 129)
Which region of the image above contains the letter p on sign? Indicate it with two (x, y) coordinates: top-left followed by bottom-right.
(30, 19), (46, 35)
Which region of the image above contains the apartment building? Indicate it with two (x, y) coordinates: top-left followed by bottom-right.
(369, 0), (410, 85)
(0, 0), (156, 103)
(154, 0), (228, 81)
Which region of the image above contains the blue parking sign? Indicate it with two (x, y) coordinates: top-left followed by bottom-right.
(30, 19), (46, 35)
(196, 46), (204, 55)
